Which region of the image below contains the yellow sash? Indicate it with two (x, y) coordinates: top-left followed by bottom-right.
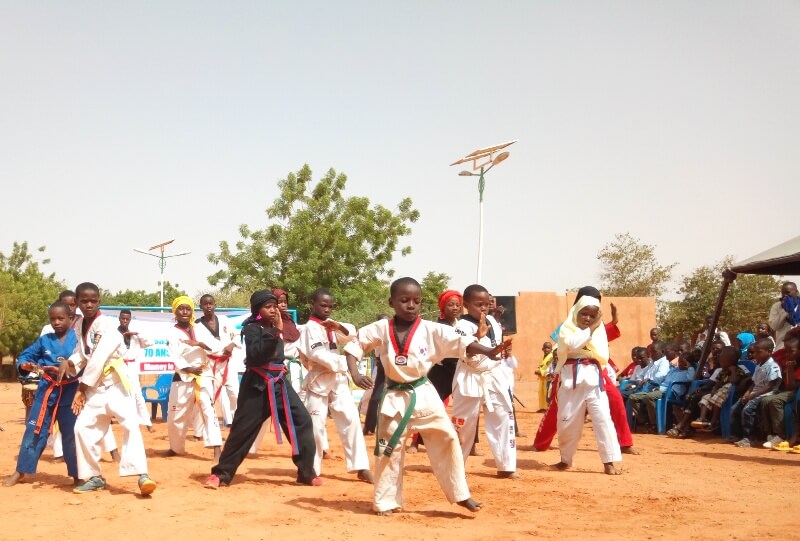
(103, 357), (132, 391)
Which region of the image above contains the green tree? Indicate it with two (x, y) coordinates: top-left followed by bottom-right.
(597, 232), (677, 297)
(0, 242), (64, 358)
(419, 271), (451, 321)
(658, 256), (781, 341)
(102, 281), (186, 307)
(207, 164), (420, 321)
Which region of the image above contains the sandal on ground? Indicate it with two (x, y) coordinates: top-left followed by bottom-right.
(771, 441), (791, 452)
(690, 420), (710, 429)
(790, 445), (800, 454)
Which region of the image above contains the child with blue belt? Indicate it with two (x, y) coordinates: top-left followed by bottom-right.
(4, 302), (79, 487)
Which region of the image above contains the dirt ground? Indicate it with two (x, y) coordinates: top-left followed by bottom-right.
(0, 376), (797, 541)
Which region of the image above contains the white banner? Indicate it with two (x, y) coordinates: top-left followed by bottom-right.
(102, 309), (250, 375)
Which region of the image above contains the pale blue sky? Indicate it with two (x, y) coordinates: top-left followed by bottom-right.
(1, 1), (797, 301)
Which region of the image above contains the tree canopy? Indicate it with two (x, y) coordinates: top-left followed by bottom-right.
(597, 232), (677, 297)
(207, 164), (420, 320)
(0, 243), (64, 358)
(658, 256), (782, 341)
(102, 281), (187, 308)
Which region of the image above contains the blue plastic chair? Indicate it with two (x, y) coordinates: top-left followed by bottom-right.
(738, 360), (756, 375)
(719, 385), (739, 439)
(142, 373), (173, 422)
(784, 387), (800, 439)
(655, 379), (700, 435)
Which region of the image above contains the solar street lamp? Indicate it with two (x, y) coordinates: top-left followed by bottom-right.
(133, 239), (191, 310)
(450, 141), (517, 283)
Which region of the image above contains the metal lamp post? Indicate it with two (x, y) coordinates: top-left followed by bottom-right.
(451, 141), (516, 283)
(133, 239), (191, 310)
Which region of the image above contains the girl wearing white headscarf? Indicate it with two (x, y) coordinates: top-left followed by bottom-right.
(553, 294), (622, 475)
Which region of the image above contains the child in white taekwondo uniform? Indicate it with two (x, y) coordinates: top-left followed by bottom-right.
(451, 284), (518, 479)
(196, 294), (240, 427)
(42, 291), (120, 462)
(343, 277), (512, 515)
(165, 296), (229, 463)
(298, 288), (372, 483)
(552, 293), (622, 475)
(118, 309), (154, 430)
(68, 283), (156, 495)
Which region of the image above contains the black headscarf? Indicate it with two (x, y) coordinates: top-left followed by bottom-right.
(241, 289), (278, 327)
(573, 286), (602, 306)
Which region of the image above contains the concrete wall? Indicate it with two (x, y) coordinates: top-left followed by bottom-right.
(510, 292), (657, 379)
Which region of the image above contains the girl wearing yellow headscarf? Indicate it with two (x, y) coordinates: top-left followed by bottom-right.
(165, 295), (225, 463)
(552, 294), (621, 475)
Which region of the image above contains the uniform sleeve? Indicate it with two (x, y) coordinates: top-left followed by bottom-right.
(17, 336), (46, 374)
(167, 329), (196, 372)
(604, 322), (621, 342)
(433, 323), (476, 361)
(80, 321), (124, 388)
(242, 323), (279, 362)
(299, 324), (347, 373)
(564, 327), (592, 354)
(343, 322), (383, 359)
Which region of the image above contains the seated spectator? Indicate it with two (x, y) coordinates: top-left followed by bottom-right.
(755, 322), (776, 349)
(678, 346), (747, 436)
(736, 332), (756, 361)
(619, 347), (649, 399)
(761, 333), (800, 449)
(617, 346), (639, 380)
(732, 338), (782, 448)
(628, 348), (694, 431)
(696, 340), (724, 380)
(665, 342), (680, 368)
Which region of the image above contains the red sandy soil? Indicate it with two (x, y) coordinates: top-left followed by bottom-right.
(0, 377), (797, 541)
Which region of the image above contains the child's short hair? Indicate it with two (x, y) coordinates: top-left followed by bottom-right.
(120, 308), (132, 316)
(754, 338), (775, 352)
(720, 345), (739, 360)
(389, 277), (420, 297)
(75, 282), (100, 297)
(463, 284), (489, 302)
(58, 290), (76, 301)
(49, 301), (70, 314)
(310, 288), (333, 302)
(200, 294), (214, 303)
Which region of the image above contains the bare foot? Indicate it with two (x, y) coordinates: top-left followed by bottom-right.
(110, 449), (121, 462)
(322, 450), (339, 460)
(406, 443), (419, 454)
(603, 463), (622, 475)
(146, 425), (154, 433)
(3, 472), (24, 487)
(497, 471), (521, 480)
(162, 449), (179, 457)
(550, 461), (570, 471)
(357, 469), (374, 484)
(457, 498), (483, 512)
(377, 508), (399, 516)
(621, 446), (640, 455)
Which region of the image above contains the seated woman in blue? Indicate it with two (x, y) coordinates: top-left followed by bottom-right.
(4, 301), (79, 487)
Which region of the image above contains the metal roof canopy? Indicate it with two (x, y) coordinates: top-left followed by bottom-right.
(700, 234), (800, 365)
